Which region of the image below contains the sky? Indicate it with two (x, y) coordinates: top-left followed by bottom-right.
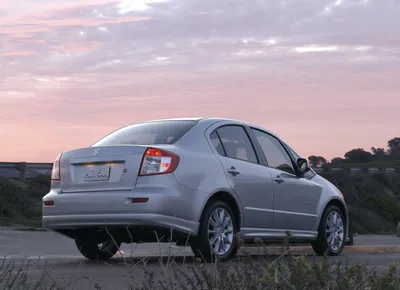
(0, 0), (399, 162)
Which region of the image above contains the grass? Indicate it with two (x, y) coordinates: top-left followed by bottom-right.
(1, 234), (400, 290)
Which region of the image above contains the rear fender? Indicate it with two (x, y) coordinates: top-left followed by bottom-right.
(197, 187), (244, 229)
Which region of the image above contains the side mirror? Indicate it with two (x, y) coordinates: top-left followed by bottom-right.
(296, 158), (310, 176)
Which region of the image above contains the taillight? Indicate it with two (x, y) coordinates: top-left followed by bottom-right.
(51, 153), (62, 181)
(139, 147), (179, 176)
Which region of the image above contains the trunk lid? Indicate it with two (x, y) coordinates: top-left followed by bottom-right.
(59, 145), (147, 193)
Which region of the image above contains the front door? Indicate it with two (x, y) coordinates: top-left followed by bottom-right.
(249, 128), (322, 232)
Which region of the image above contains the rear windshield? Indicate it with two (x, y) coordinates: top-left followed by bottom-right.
(92, 120), (197, 146)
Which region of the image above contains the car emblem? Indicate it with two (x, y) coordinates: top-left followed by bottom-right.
(94, 148), (100, 156)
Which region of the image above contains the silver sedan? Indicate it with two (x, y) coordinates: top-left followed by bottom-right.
(42, 117), (349, 262)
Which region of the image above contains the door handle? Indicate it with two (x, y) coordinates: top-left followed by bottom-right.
(273, 175), (284, 184)
(227, 166), (240, 175)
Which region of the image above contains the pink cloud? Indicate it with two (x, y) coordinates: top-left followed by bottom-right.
(51, 41), (105, 52)
(0, 51), (38, 57)
(0, 1), (119, 20)
(0, 16), (151, 37)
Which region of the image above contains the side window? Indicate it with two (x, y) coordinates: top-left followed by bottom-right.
(251, 129), (295, 174)
(216, 126), (258, 163)
(210, 131), (225, 156)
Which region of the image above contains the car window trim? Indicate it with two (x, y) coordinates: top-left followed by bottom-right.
(282, 141), (317, 178)
(211, 124), (261, 165)
(213, 130), (227, 156)
(248, 127), (298, 176)
(284, 143), (300, 161)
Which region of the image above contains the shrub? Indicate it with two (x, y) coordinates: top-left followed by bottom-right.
(365, 195), (400, 224)
(2, 247), (400, 290)
(28, 175), (51, 190)
(0, 177), (42, 226)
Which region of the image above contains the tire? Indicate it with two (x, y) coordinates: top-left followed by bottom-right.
(75, 238), (121, 260)
(311, 205), (346, 256)
(397, 221), (400, 238)
(345, 214), (354, 246)
(190, 200), (239, 263)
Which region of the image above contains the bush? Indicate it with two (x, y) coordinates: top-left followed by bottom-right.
(1, 244), (400, 290)
(322, 172), (400, 234)
(28, 175), (51, 190)
(365, 195), (400, 224)
(0, 177), (43, 227)
(141, 254), (400, 290)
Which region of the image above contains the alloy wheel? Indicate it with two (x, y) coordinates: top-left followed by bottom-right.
(207, 208), (234, 255)
(325, 210), (345, 251)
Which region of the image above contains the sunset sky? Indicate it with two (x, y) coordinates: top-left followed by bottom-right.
(0, 0), (399, 162)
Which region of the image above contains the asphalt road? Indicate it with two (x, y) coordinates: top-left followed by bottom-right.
(1, 229), (399, 258)
(0, 229), (399, 289)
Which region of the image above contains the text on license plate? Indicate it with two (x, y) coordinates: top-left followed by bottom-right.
(84, 165), (110, 182)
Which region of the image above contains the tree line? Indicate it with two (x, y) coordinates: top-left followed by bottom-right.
(307, 137), (400, 167)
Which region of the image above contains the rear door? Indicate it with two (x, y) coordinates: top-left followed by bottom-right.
(249, 128), (322, 231)
(208, 124), (275, 229)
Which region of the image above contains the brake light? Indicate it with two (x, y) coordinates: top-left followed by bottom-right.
(51, 153), (62, 181)
(139, 147), (179, 176)
(43, 200), (55, 207)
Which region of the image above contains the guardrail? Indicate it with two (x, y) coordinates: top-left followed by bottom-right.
(312, 166), (400, 174)
(0, 162), (53, 181)
(0, 162), (399, 181)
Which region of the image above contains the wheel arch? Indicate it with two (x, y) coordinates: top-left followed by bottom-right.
(198, 189), (243, 231)
(317, 197), (349, 234)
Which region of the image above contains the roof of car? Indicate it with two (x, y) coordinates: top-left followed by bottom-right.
(139, 117), (271, 131)
(131, 117), (279, 136)
(127, 117), (300, 157)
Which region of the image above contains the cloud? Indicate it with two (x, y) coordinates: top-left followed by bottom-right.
(294, 45), (338, 53)
(1, 0), (397, 76)
(0, 51), (38, 57)
(0, 0), (399, 162)
(117, 0), (170, 13)
(0, 16), (150, 37)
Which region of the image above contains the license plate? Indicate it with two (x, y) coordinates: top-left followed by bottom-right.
(84, 165), (110, 182)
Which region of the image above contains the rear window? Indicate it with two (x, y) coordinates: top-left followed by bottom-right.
(92, 120), (197, 146)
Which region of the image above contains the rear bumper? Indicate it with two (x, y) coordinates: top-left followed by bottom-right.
(42, 174), (207, 237)
(42, 213), (199, 235)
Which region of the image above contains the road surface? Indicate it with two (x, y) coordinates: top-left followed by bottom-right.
(0, 228), (399, 289)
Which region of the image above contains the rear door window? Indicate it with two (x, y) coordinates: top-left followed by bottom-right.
(214, 125), (258, 164)
(93, 120), (197, 146)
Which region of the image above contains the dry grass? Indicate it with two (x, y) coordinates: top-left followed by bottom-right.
(1, 233), (400, 290)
